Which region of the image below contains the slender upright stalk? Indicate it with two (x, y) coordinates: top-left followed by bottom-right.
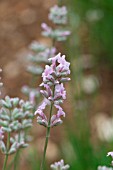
(40, 103), (53, 170)
(40, 29), (56, 170)
(40, 87), (55, 170)
(13, 132), (21, 170)
(2, 132), (10, 170)
(58, 0), (62, 6)
(13, 150), (19, 170)
(3, 154), (8, 170)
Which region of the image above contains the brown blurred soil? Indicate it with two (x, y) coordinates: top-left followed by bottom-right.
(0, 0), (56, 97)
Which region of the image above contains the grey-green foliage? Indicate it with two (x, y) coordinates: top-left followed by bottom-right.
(0, 96), (33, 132)
(27, 41), (56, 76)
(27, 65), (43, 76)
(22, 41), (56, 106)
(21, 85), (40, 106)
(0, 96), (33, 154)
(41, 4), (71, 42)
(22, 2), (71, 105)
(41, 27), (71, 42)
(49, 5), (68, 25)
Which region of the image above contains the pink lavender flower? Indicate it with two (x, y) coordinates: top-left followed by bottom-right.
(41, 23), (52, 36)
(50, 105), (65, 127)
(36, 98), (50, 111)
(36, 110), (48, 127)
(54, 83), (66, 103)
(40, 83), (66, 104)
(49, 53), (70, 75)
(42, 53), (70, 86)
(54, 104), (65, 117)
(41, 65), (54, 85)
(35, 99), (50, 127)
(40, 85), (53, 100)
(35, 53), (70, 127)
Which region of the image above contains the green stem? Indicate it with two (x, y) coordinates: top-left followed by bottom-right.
(52, 38), (56, 47)
(13, 132), (21, 170)
(40, 103), (53, 170)
(3, 154), (8, 170)
(40, 30), (56, 170)
(7, 158), (13, 170)
(58, 0), (62, 6)
(40, 86), (55, 170)
(13, 150), (19, 170)
(2, 132), (10, 170)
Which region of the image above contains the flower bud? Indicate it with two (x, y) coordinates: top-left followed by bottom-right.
(0, 141), (6, 154)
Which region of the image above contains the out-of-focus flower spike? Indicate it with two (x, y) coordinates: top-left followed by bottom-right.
(107, 152), (113, 158)
(49, 5), (68, 25)
(41, 23), (71, 42)
(50, 159), (70, 170)
(29, 41), (47, 52)
(41, 23), (52, 34)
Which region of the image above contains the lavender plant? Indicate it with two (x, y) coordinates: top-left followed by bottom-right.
(21, 1), (71, 168)
(22, 0), (70, 108)
(41, 4), (70, 42)
(0, 1), (71, 170)
(0, 96), (33, 170)
(21, 36), (57, 108)
(35, 53), (70, 170)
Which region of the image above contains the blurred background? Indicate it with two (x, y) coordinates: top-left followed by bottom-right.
(0, 0), (113, 169)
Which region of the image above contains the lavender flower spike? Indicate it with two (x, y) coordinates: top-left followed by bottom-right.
(49, 5), (68, 24)
(35, 53), (70, 128)
(41, 23), (71, 41)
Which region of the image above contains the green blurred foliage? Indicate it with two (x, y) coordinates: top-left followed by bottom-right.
(59, 1), (113, 169)
(60, 105), (113, 170)
(68, 0), (113, 67)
